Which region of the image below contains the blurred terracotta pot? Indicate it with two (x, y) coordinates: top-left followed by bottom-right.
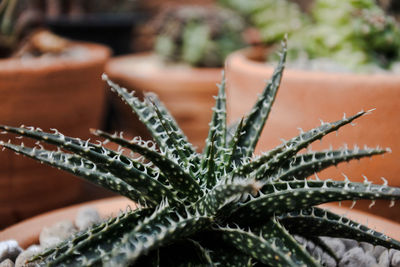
(1, 197), (399, 250)
(105, 53), (221, 150)
(226, 47), (400, 221)
(0, 42), (110, 228)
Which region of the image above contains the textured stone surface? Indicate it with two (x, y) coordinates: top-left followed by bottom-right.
(0, 240), (22, 262)
(360, 242), (374, 253)
(378, 249), (390, 267)
(391, 250), (400, 267)
(14, 246), (41, 267)
(341, 238), (358, 250)
(339, 247), (377, 267)
(372, 245), (386, 258)
(39, 220), (77, 248)
(0, 259), (14, 267)
(323, 237), (346, 258)
(75, 206), (101, 231)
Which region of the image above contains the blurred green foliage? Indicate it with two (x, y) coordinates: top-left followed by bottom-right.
(221, 0), (400, 71)
(154, 5), (246, 67)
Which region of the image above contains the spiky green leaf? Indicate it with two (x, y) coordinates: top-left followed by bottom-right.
(105, 209), (213, 266)
(194, 179), (260, 215)
(231, 179), (400, 221)
(254, 218), (320, 267)
(231, 41), (287, 162)
(275, 146), (387, 181)
(102, 74), (198, 161)
(234, 111), (368, 178)
(215, 226), (302, 267)
(0, 142), (150, 204)
(278, 207), (400, 251)
(92, 129), (202, 201)
(31, 208), (153, 266)
(0, 125), (180, 206)
(201, 73), (227, 183)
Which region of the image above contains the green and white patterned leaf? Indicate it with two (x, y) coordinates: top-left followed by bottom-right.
(0, 142), (150, 204)
(105, 209), (213, 266)
(215, 226), (303, 267)
(231, 41), (287, 163)
(254, 218), (320, 266)
(31, 208), (153, 266)
(0, 125), (180, 206)
(231, 180), (400, 221)
(274, 146), (387, 181)
(102, 74), (198, 163)
(92, 129), (202, 202)
(201, 73), (227, 185)
(278, 207), (400, 250)
(235, 111), (367, 178)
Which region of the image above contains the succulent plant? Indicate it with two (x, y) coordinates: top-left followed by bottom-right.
(1, 42), (400, 266)
(154, 5), (246, 67)
(219, 0), (307, 45)
(221, 0), (400, 71)
(0, 0), (21, 56)
(300, 0), (400, 70)
(0, 0), (68, 58)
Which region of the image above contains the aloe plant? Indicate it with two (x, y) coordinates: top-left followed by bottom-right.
(1, 42), (400, 266)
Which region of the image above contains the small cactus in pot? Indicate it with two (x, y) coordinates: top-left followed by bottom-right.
(153, 5), (246, 67)
(1, 42), (400, 266)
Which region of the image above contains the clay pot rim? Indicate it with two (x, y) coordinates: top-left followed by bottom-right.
(1, 196), (399, 250)
(0, 42), (111, 73)
(0, 197), (134, 249)
(105, 52), (223, 84)
(227, 47), (400, 81)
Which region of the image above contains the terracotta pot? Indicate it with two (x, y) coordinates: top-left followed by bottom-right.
(1, 197), (399, 250)
(0, 42), (111, 228)
(105, 53), (221, 150)
(226, 47), (400, 221)
(0, 197), (134, 249)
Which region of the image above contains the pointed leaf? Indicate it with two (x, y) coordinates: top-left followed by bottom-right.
(234, 111), (367, 178)
(151, 101), (192, 168)
(232, 41), (287, 162)
(105, 210), (213, 266)
(225, 118), (245, 172)
(201, 73), (227, 175)
(92, 129), (202, 201)
(215, 226), (301, 267)
(0, 142), (151, 204)
(231, 180), (400, 221)
(0, 125), (180, 206)
(278, 207), (400, 250)
(147, 92), (199, 161)
(275, 147), (387, 181)
(30, 208), (153, 266)
(203, 135), (218, 188)
(255, 218), (320, 267)
(102, 75), (198, 160)
(194, 179), (261, 215)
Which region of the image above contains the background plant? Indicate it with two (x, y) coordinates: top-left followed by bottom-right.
(154, 5), (246, 67)
(1, 43), (400, 266)
(221, 0), (400, 71)
(0, 0), (69, 58)
(218, 0), (307, 45)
